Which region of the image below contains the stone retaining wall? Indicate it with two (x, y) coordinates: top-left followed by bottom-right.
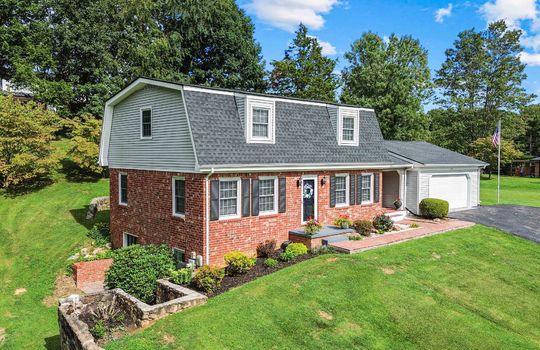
(58, 280), (207, 350)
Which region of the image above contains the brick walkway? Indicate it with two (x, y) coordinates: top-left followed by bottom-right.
(330, 218), (474, 254)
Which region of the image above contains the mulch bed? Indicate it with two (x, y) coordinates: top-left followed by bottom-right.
(188, 253), (316, 297)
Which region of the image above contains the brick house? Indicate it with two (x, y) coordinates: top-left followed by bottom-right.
(99, 78), (486, 265)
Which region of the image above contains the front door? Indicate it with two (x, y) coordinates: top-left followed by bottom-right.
(302, 178), (316, 222)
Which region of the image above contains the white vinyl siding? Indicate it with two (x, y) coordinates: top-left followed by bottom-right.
(335, 174), (349, 206)
(259, 177), (277, 214)
(219, 179), (240, 218)
(361, 173), (373, 203)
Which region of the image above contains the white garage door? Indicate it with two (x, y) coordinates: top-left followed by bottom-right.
(429, 175), (469, 210)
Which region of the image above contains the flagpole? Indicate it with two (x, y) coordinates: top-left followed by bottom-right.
(497, 119), (501, 204)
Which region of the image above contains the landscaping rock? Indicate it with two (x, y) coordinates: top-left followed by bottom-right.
(86, 197), (109, 220)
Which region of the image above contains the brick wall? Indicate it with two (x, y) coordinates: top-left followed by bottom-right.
(72, 258), (113, 289)
(109, 168), (384, 266)
(109, 168), (206, 260)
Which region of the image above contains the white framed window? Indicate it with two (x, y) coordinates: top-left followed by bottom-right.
(172, 176), (185, 217)
(335, 173), (349, 207)
(140, 107), (152, 139)
(246, 97), (275, 144)
(338, 108), (359, 146)
(123, 232), (138, 247)
(219, 178), (241, 219)
(119, 172), (128, 205)
(361, 173), (373, 203)
(259, 176), (278, 215)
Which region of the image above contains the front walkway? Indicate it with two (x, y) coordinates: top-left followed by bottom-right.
(330, 218), (474, 254)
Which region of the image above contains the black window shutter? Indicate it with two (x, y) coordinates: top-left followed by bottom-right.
(357, 175), (363, 205)
(251, 179), (259, 216)
(374, 173), (380, 203)
(210, 180), (219, 221)
(329, 175), (336, 208)
(350, 174), (356, 205)
(242, 179), (251, 217)
(278, 177), (286, 213)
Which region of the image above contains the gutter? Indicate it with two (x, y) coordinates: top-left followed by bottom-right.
(199, 163), (412, 173)
(204, 167), (214, 265)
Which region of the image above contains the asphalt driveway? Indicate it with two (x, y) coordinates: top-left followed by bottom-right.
(450, 205), (540, 243)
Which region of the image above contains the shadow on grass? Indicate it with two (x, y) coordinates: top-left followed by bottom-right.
(44, 334), (60, 350)
(70, 207), (110, 231)
(2, 179), (55, 198)
(60, 158), (106, 183)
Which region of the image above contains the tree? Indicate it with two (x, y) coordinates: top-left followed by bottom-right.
(64, 114), (103, 176)
(0, 95), (60, 189)
(518, 104), (540, 156)
(341, 32), (432, 140)
(468, 136), (522, 178)
(269, 24), (339, 102)
(433, 20), (534, 153)
(2, 0), (266, 117)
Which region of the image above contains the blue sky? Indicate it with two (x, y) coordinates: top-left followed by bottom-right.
(238, 0), (540, 107)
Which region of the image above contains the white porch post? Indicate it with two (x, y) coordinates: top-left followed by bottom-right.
(398, 170), (406, 210)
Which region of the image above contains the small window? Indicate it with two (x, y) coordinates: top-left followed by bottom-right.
(246, 98), (275, 144)
(361, 174), (373, 203)
(172, 248), (186, 268)
(173, 177), (185, 216)
(141, 108), (152, 138)
(259, 177), (277, 214)
(123, 232), (137, 247)
(338, 108), (359, 146)
(219, 179), (240, 218)
(119, 173), (128, 205)
(335, 174), (349, 206)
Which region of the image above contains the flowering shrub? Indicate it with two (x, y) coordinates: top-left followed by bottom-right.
(304, 217), (323, 235)
(333, 214), (352, 228)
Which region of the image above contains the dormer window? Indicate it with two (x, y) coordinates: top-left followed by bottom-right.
(246, 97), (275, 144)
(338, 108), (359, 146)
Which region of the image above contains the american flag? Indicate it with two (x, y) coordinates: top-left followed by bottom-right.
(492, 126), (500, 146)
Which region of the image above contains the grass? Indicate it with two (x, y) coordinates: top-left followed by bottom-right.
(480, 175), (540, 207)
(0, 139), (109, 349)
(107, 225), (540, 350)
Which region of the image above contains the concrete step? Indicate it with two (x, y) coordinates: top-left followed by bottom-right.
(385, 210), (407, 223)
(322, 235), (349, 245)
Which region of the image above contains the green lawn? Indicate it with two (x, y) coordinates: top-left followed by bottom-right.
(480, 175), (540, 207)
(0, 140), (109, 349)
(107, 226), (540, 350)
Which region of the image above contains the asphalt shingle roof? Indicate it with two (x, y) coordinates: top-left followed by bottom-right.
(385, 141), (487, 166)
(183, 90), (391, 167)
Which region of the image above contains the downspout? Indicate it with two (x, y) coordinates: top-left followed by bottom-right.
(204, 168), (215, 265)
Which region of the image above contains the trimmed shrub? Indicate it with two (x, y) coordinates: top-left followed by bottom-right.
(280, 250), (295, 262)
(256, 240), (277, 258)
(105, 244), (174, 304)
(285, 243), (308, 257)
(264, 258), (278, 268)
(353, 219), (373, 236)
(193, 265), (225, 294)
(419, 198), (449, 219)
(169, 267), (193, 285)
(223, 251), (256, 275)
(373, 214), (393, 232)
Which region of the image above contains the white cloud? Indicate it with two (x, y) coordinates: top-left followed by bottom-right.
(522, 33), (540, 50)
(480, 0), (537, 29)
(435, 3), (453, 23)
(382, 35), (390, 44)
(244, 0), (339, 32)
(306, 35), (337, 55)
(519, 51), (540, 65)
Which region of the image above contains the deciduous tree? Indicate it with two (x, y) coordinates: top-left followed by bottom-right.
(468, 136), (522, 178)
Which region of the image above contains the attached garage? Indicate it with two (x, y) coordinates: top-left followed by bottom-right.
(385, 141), (487, 215)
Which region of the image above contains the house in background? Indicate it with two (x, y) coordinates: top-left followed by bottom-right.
(1, 79), (33, 102)
(99, 77), (486, 265)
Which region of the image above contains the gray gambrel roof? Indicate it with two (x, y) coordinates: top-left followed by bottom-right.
(183, 89), (391, 168)
(386, 141), (487, 166)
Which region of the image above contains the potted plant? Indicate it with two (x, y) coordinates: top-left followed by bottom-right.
(333, 214), (352, 229)
(393, 197), (402, 210)
(304, 217), (323, 235)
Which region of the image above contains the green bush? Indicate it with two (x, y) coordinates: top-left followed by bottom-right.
(349, 235), (362, 241)
(264, 258), (278, 268)
(169, 267), (193, 285)
(353, 219), (373, 236)
(373, 214), (394, 232)
(87, 223), (110, 246)
(223, 251), (256, 275)
(90, 320), (106, 339)
(419, 198), (449, 219)
(285, 243), (308, 257)
(105, 245), (174, 304)
(310, 246), (336, 255)
(193, 265), (225, 294)
(280, 250), (296, 262)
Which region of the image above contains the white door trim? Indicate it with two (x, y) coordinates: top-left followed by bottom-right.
(300, 175), (318, 225)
